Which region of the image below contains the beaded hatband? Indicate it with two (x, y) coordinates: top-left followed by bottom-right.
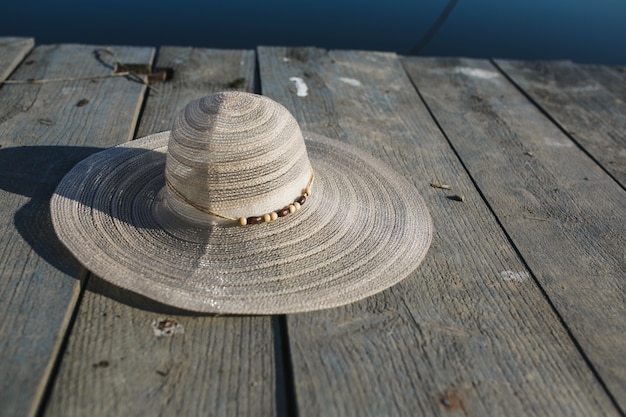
(165, 168), (315, 226)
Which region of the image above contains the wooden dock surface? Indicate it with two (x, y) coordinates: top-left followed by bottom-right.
(0, 37), (624, 417)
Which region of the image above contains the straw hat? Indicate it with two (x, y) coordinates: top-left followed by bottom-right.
(51, 92), (432, 314)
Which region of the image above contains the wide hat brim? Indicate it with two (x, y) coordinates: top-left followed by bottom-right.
(51, 131), (433, 314)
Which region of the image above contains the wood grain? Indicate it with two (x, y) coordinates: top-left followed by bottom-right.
(43, 47), (277, 417)
(0, 37), (34, 81)
(494, 59), (626, 187)
(135, 47), (256, 137)
(403, 56), (626, 413)
(0, 44), (154, 417)
(258, 47), (620, 416)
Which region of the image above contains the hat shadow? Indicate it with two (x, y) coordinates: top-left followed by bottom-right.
(0, 144), (225, 314)
(0, 145), (104, 277)
(87, 274), (218, 316)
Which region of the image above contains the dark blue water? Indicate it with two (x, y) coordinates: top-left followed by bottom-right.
(3, 0), (625, 65)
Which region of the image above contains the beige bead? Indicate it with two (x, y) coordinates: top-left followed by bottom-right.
(270, 212), (278, 221)
(304, 186), (311, 197)
(288, 204), (296, 214)
(294, 202), (301, 211)
(263, 213), (271, 222)
(238, 217), (247, 226)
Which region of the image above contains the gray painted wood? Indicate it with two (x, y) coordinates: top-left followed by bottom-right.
(257, 47), (620, 417)
(0, 44), (154, 417)
(494, 59), (626, 187)
(403, 56), (626, 412)
(44, 47), (277, 417)
(0, 37), (34, 81)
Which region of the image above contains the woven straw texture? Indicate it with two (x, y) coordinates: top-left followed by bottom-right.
(166, 93), (311, 221)
(50, 93), (432, 314)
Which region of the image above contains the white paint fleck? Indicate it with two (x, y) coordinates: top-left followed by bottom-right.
(565, 84), (599, 93)
(283, 57), (290, 62)
(543, 137), (574, 147)
(61, 86), (76, 95)
(289, 77), (309, 97)
(454, 67), (500, 80)
(339, 77), (361, 87)
(500, 270), (530, 282)
(151, 317), (184, 337)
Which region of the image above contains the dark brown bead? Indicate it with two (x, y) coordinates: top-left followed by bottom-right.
(277, 208), (290, 217)
(248, 216), (263, 224)
(296, 195), (306, 205)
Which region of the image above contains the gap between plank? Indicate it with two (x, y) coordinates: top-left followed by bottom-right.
(131, 47), (166, 141)
(273, 316), (299, 417)
(34, 270), (91, 417)
(253, 50), (262, 95)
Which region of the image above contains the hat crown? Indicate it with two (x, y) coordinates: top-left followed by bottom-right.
(165, 92), (312, 223)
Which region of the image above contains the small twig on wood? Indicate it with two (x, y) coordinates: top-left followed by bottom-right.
(523, 216), (550, 222)
(431, 182), (452, 190)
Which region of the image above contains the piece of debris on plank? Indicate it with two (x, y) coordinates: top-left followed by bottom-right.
(431, 182), (452, 190)
(151, 317), (184, 337)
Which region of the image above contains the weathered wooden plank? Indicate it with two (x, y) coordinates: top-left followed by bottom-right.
(403, 56), (626, 412)
(258, 47), (620, 417)
(43, 48), (276, 417)
(135, 47), (256, 136)
(0, 37), (34, 81)
(494, 59), (626, 187)
(0, 44), (154, 417)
